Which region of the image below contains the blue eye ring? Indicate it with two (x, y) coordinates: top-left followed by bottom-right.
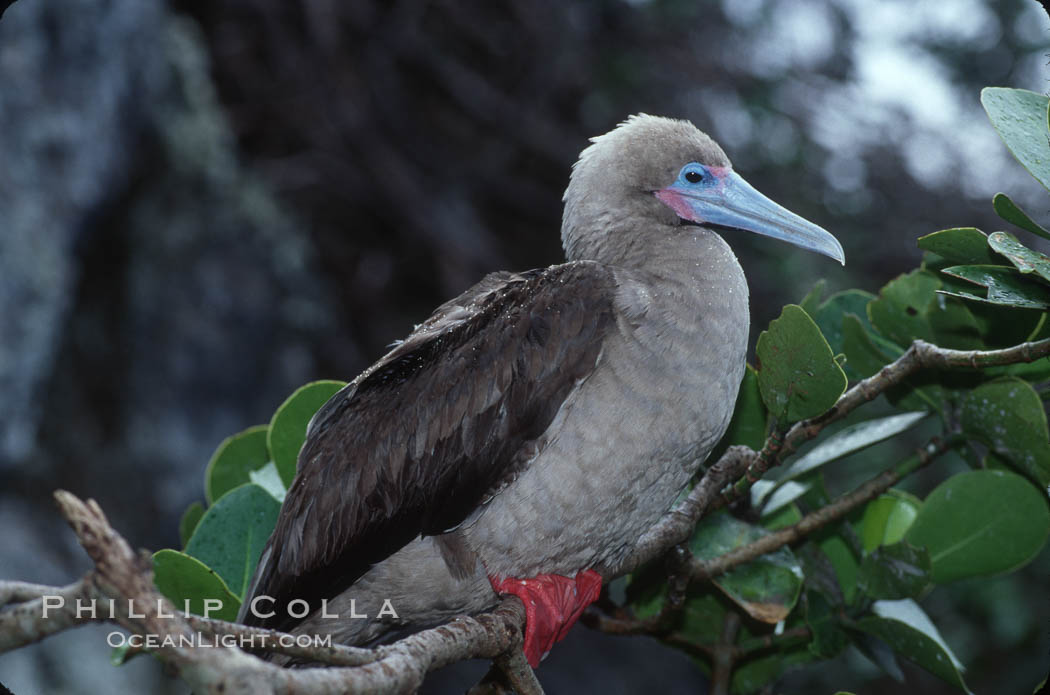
(679, 164), (709, 185)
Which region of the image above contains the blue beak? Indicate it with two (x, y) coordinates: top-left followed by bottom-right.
(659, 169), (845, 265)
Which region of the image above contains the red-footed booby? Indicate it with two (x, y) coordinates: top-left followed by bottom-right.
(239, 115), (844, 667)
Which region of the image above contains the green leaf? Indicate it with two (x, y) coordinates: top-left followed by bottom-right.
(110, 643), (141, 666)
(185, 484), (281, 599)
(841, 314), (895, 379)
(856, 599), (970, 693)
(981, 87), (1050, 192)
(940, 265), (1050, 310)
(917, 228), (996, 264)
(690, 512), (804, 624)
(859, 490), (922, 552)
(268, 380), (347, 487)
(178, 501), (205, 549)
(963, 301), (1045, 349)
(960, 378), (1050, 487)
(868, 270), (940, 347)
(152, 549), (241, 622)
(988, 231), (1050, 284)
(992, 193), (1050, 241)
(817, 532), (859, 605)
(811, 289), (877, 357)
(249, 461), (287, 502)
(853, 632), (904, 681)
(753, 481), (810, 518)
(678, 593), (728, 646)
(905, 470), (1050, 583)
(761, 501), (803, 530)
(799, 279), (826, 315)
(756, 305), (847, 423)
(204, 424), (270, 505)
(804, 590), (849, 658)
(869, 270), (986, 350)
(720, 365), (767, 450)
(857, 542), (932, 600)
(777, 412), (928, 485)
(730, 646), (815, 695)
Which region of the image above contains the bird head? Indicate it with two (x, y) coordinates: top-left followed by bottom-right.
(561, 114), (844, 266)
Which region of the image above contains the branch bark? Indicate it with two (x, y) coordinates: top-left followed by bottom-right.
(0, 492), (531, 694)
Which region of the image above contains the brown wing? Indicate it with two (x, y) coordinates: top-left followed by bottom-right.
(242, 260), (617, 632)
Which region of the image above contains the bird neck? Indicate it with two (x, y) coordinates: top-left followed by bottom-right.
(566, 217), (746, 297)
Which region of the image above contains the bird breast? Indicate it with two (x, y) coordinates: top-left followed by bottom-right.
(462, 229), (750, 579)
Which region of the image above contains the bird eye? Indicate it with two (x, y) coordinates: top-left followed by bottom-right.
(684, 170), (704, 184)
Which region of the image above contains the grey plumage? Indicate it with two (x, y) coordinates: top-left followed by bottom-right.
(239, 114), (838, 657)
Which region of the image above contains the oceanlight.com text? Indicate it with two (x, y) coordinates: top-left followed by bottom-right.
(106, 631), (334, 650)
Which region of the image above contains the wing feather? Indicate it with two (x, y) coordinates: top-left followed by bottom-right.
(242, 261), (616, 632)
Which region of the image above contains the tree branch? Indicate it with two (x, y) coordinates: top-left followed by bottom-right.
(2, 338), (1046, 692)
(690, 434), (960, 583)
(721, 337), (1050, 505)
(1, 491), (530, 695)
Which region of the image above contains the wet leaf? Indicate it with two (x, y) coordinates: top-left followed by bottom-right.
(992, 193), (1050, 241)
(940, 265), (1050, 310)
(153, 549), (241, 622)
(982, 87), (1050, 192)
(856, 599), (970, 692)
(917, 228), (996, 264)
(756, 305), (847, 423)
(204, 424), (270, 505)
(690, 512), (804, 624)
(185, 484), (281, 599)
(859, 490), (922, 552)
(857, 542), (932, 600)
(905, 470), (1050, 583)
(988, 231), (1050, 284)
(268, 380), (347, 487)
(960, 378), (1050, 487)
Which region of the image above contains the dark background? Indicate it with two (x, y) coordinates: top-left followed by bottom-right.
(1, 0), (1048, 692)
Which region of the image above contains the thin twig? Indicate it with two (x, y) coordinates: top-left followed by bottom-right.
(690, 434), (961, 583)
(710, 612), (741, 695)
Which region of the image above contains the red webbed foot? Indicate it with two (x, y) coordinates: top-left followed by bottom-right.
(490, 569), (602, 667)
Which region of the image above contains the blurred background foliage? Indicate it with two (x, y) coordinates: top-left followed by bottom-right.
(0, 0), (1048, 692)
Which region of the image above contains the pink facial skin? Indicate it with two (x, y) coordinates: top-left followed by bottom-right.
(653, 166), (730, 224)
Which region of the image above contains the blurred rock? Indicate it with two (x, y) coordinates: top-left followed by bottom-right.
(0, 1), (335, 692)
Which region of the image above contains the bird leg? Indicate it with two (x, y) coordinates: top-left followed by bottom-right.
(489, 569), (602, 667)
